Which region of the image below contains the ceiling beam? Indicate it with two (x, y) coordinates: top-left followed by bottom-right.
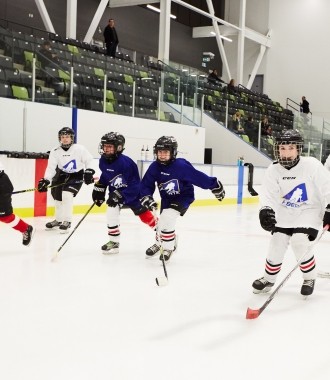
(108, 0), (159, 7)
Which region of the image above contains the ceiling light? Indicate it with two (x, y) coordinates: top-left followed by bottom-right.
(147, 4), (177, 19)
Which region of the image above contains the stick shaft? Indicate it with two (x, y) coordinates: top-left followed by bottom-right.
(55, 203), (95, 255)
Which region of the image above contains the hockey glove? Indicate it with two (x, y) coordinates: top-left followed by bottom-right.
(92, 182), (107, 207)
(38, 178), (50, 192)
(259, 207), (277, 232)
(211, 180), (225, 201)
(140, 195), (158, 211)
(84, 168), (95, 185)
(0, 170), (4, 177)
(323, 204), (330, 230)
(107, 190), (123, 207)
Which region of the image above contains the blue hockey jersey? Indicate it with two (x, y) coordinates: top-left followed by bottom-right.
(140, 158), (218, 209)
(99, 154), (141, 207)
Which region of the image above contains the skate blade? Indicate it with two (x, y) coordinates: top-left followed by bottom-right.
(59, 229), (70, 234)
(155, 277), (168, 286)
(102, 249), (119, 255)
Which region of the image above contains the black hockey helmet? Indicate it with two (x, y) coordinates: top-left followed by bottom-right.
(99, 132), (125, 162)
(274, 129), (304, 169)
(58, 127), (75, 148)
(153, 136), (178, 165)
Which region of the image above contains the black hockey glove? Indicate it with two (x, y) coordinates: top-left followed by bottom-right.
(38, 178), (50, 192)
(323, 204), (330, 230)
(259, 207), (277, 232)
(140, 195), (158, 211)
(0, 170), (4, 177)
(211, 180), (225, 201)
(83, 168), (95, 185)
(107, 190), (123, 207)
(92, 182), (107, 207)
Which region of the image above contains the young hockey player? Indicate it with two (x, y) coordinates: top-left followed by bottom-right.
(92, 132), (157, 254)
(0, 160), (34, 246)
(140, 136), (225, 261)
(253, 129), (330, 297)
(37, 127), (95, 233)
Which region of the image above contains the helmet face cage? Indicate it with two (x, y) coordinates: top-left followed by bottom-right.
(153, 136), (178, 165)
(274, 129), (303, 169)
(98, 132), (125, 161)
(58, 127), (75, 148)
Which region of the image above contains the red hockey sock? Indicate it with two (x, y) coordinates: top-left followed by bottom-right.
(0, 214), (29, 233)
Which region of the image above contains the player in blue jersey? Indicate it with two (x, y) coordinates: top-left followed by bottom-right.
(92, 132), (157, 254)
(140, 136), (225, 261)
(252, 129), (330, 297)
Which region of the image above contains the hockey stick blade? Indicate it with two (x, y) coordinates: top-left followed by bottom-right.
(155, 277), (168, 286)
(317, 271), (330, 279)
(246, 307), (261, 320)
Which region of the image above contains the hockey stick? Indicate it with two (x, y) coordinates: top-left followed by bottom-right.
(156, 244), (169, 286)
(51, 202), (95, 262)
(317, 271), (330, 279)
(244, 163), (258, 196)
(246, 224), (329, 320)
(12, 177), (99, 195)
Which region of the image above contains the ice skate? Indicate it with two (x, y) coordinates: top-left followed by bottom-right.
(101, 241), (119, 254)
(59, 221), (71, 233)
(159, 235), (178, 262)
(252, 277), (274, 294)
(146, 243), (161, 258)
(45, 220), (62, 230)
(22, 225), (34, 246)
(301, 279), (315, 297)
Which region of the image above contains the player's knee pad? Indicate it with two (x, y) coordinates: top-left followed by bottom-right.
(158, 208), (180, 232)
(139, 210), (157, 228)
(291, 233), (312, 260)
(62, 190), (74, 205)
(267, 232), (290, 263)
(106, 204), (120, 226)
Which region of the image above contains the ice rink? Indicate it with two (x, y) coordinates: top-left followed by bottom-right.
(1, 203), (330, 380)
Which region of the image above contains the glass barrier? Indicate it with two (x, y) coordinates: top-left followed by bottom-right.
(1, 23), (329, 160)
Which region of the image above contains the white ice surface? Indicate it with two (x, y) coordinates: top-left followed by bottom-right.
(1, 204), (330, 380)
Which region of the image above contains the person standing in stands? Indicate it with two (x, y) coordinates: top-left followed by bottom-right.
(300, 96), (310, 124)
(104, 18), (119, 58)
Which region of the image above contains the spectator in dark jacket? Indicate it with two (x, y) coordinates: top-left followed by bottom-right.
(244, 115), (258, 146)
(104, 18), (119, 58)
(226, 78), (238, 95)
(300, 96), (310, 114)
(208, 69), (224, 85)
(38, 41), (59, 68)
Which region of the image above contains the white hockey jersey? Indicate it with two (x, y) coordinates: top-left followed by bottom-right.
(259, 157), (330, 229)
(44, 144), (94, 180)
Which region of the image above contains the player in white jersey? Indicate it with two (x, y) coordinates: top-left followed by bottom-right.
(252, 129), (330, 296)
(37, 127), (95, 233)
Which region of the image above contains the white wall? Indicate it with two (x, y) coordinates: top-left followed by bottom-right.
(266, 0), (330, 119)
(223, 0), (330, 119)
(0, 98), (205, 164)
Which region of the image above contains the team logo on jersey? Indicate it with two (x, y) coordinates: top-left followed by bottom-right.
(63, 159), (77, 172)
(281, 183), (307, 208)
(159, 179), (180, 195)
(109, 174), (127, 189)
